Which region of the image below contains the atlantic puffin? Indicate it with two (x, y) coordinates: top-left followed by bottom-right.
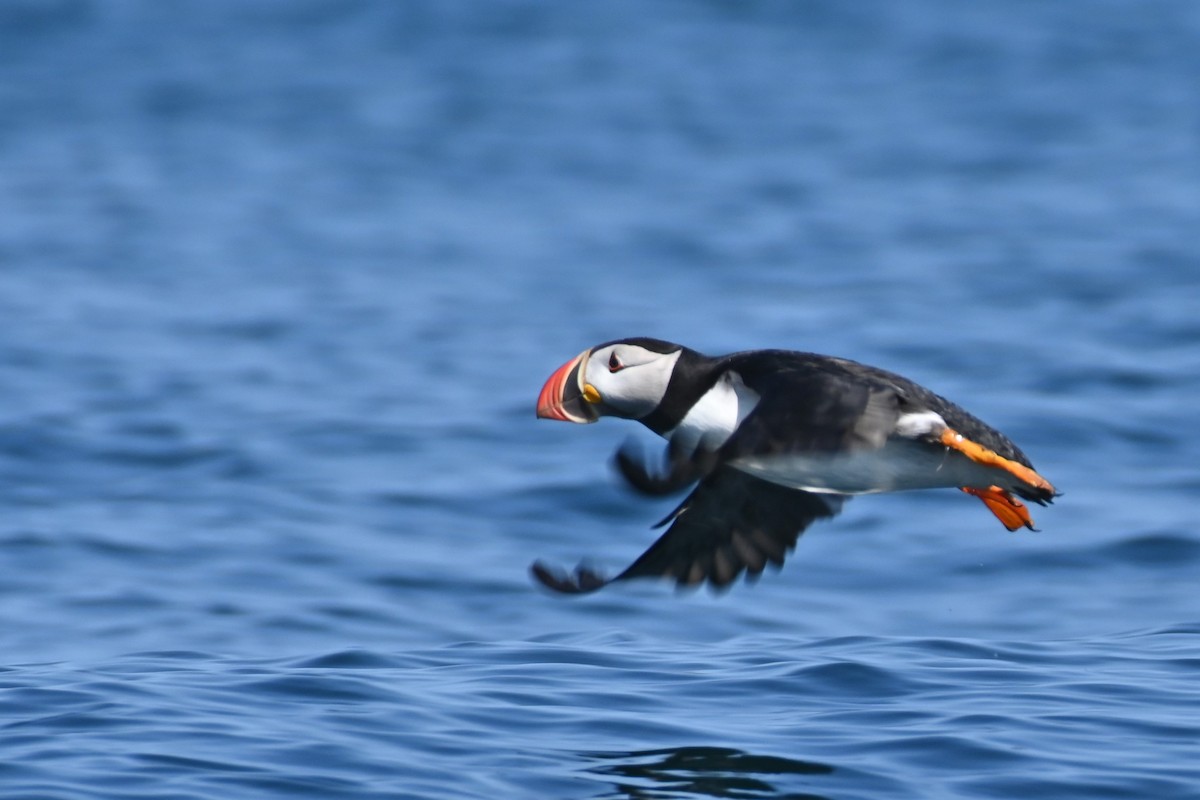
(532, 337), (1057, 594)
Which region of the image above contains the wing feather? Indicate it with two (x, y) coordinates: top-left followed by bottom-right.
(530, 467), (845, 594)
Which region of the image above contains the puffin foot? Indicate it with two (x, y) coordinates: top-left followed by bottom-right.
(962, 485), (1038, 531)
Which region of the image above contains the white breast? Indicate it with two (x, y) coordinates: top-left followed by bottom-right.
(665, 371), (759, 452)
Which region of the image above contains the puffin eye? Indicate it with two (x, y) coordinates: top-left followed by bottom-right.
(608, 352), (624, 373)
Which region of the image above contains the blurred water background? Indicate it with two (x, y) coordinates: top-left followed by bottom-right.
(1, 1), (1198, 798)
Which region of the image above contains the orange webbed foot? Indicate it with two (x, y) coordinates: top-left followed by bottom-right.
(962, 486), (1037, 531)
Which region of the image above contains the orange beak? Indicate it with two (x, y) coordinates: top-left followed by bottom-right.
(536, 350), (598, 423)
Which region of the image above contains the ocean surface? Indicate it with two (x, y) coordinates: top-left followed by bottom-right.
(2, 2), (1199, 798)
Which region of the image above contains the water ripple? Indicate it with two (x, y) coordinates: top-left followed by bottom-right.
(4, 629), (1197, 798)
(1, 1), (1198, 797)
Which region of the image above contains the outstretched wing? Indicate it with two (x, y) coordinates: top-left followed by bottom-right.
(530, 466), (845, 594)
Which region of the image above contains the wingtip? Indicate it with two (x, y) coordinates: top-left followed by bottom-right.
(613, 438), (719, 497)
(612, 442), (678, 496)
(529, 560), (610, 595)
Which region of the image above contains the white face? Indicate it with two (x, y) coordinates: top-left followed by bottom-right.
(582, 343), (681, 420)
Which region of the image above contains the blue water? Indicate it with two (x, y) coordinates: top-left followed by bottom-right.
(2, 1), (1198, 797)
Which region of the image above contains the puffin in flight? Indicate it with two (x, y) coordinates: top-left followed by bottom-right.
(533, 337), (1057, 594)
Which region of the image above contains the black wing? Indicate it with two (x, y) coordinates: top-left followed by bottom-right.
(718, 362), (907, 461)
(730, 351), (1037, 467)
(530, 465), (845, 594)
